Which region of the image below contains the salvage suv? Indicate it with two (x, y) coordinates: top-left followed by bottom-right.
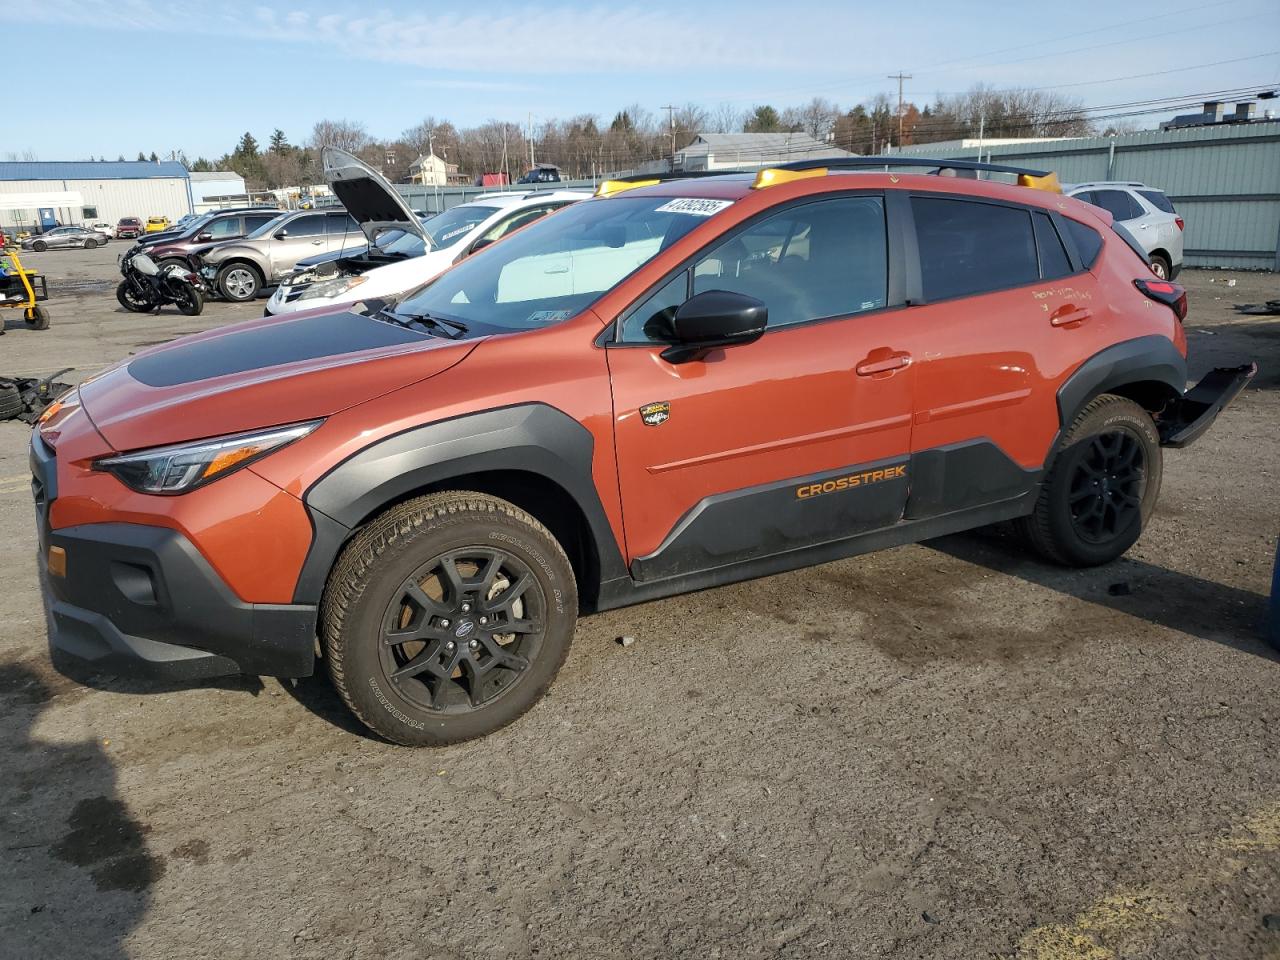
(33, 158), (1254, 746)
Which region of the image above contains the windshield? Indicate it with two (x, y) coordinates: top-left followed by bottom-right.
(421, 205), (497, 248)
(393, 195), (721, 334)
(246, 212), (291, 239)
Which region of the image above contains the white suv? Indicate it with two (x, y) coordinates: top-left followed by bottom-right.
(265, 149), (587, 316)
(1065, 182), (1184, 279)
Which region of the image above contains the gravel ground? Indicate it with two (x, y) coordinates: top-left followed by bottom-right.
(1, 243), (1278, 960)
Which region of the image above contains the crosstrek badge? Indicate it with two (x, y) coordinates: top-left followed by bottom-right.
(796, 464), (907, 499)
(654, 198), (733, 217)
(639, 401), (670, 426)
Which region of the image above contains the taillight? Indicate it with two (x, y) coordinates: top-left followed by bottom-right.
(1175, 216), (1185, 231)
(1134, 278), (1187, 321)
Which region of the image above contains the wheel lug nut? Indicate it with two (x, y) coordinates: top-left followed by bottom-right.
(479, 617), (488, 625)
(469, 639), (479, 650)
(461, 602), (471, 612)
(445, 641), (455, 651)
(440, 619), (450, 628)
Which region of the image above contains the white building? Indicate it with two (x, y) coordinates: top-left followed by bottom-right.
(189, 170), (249, 212)
(0, 160), (193, 232)
(674, 133), (856, 172)
(409, 153), (461, 186)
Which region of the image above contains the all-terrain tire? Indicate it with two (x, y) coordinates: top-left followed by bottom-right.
(321, 492), (578, 746)
(1016, 394), (1162, 567)
(0, 384), (23, 421)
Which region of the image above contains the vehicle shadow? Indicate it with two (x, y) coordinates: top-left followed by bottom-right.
(927, 526), (1276, 662)
(0, 662), (160, 959)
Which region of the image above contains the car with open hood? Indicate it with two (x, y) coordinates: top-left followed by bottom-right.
(265, 150), (586, 315)
(34, 157), (1255, 746)
(194, 206), (365, 301)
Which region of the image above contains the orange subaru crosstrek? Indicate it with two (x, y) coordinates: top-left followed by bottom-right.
(33, 158), (1255, 745)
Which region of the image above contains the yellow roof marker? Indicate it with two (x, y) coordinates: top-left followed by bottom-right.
(752, 167), (827, 189)
(1017, 171), (1062, 193)
(595, 178), (660, 198)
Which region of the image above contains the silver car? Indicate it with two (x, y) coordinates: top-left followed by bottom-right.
(21, 225), (110, 252)
(1065, 181), (1184, 279)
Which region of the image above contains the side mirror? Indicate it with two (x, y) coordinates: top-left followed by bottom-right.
(274, 229), (288, 240)
(660, 290), (767, 364)
(196, 232), (212, 242)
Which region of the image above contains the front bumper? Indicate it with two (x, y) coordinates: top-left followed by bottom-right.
(33, 435), (317, 680)
(1159, 362), (1257, 448)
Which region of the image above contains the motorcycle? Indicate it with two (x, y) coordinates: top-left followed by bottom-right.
(116, 251), (205, 315)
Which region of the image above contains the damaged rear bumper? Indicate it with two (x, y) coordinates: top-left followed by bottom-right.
(1159, 362), (1257, 448)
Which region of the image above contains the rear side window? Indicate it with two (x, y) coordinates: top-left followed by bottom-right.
(1138, 190), (1176, 214)
(1033, 213), (1073, 280)
(1063, 219), (1103, 269)
(1089, 189), (1143, 222)
(912, 197), (1038, 301)
(245, 213), (276, 231)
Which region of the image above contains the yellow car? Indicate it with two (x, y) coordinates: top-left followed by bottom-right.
(144, 216), (171, 234)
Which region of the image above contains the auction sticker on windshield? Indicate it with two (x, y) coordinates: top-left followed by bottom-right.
(654, 198), (733, 217)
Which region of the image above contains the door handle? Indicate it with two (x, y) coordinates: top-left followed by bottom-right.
(311, 239), (323, 245)
(1050, 306), (1091, 327)
(856, 352), (912, 376)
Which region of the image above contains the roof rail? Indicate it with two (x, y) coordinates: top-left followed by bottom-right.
(595, 169), (749, 197)
(774, 156), (1052, 177)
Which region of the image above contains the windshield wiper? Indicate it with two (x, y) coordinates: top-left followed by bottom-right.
(379, 307), (469, 339)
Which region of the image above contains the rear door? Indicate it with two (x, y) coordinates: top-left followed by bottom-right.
(606, 193), (916, 580)
(900, 195), (1097, 518)
(267, 213), (328, 277)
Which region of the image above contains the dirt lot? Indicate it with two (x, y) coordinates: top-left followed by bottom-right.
(1, 242), (1278, 960)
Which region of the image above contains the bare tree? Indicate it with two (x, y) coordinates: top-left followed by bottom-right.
(309, 119), (370, 153)
(708, 102), (745, 134)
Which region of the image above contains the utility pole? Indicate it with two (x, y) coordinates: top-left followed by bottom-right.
(661, 104), (676, 171)
(527, 112), (535, 171)
(888, 72), (912, 151)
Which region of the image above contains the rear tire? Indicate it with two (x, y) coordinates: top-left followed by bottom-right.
(322, 492), (577, 747)
(1016, 394), (1162, 567)
(1149, 253), (1171, 280)
(217, 263), (261, 302)
(174, 286), (204, 316)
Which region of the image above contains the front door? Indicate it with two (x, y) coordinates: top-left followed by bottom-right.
(606, 194), (916, 581)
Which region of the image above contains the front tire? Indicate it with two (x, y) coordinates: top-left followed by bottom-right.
(322, 492), (578, 746)
(217, 263), (261, 302)
(1017, 394), (1162, 567)
(32, 240), (47, 252)
(116, 280), (153, 313)
(83, 238), (98, 250)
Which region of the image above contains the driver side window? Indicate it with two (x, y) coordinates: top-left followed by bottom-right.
(620, 196), (888, 343)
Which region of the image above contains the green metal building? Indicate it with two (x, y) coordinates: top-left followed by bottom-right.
(893, 120), (1280, 271)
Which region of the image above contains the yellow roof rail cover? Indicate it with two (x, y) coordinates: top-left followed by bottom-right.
(1017, 171), (1062, 193)
(752, 167), (827, 189)
(595, 178), (660, 197)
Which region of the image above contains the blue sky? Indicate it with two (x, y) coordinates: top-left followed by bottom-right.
(13, 0), (1280, 160)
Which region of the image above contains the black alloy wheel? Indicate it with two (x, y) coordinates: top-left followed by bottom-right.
(1066, 431), (1145, 544)
(379, 547), (543, 714)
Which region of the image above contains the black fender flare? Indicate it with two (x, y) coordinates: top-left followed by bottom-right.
(292, 403), (628, 605)
(1056, 334), (1186, 428)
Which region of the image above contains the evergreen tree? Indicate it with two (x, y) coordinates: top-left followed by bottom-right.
(148, 151), (159, 162)
(268, 129), (289, 153)
(137, 151), (147, 161)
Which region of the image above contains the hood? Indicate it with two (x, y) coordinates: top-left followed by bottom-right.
(324, 146), (427, 246)
(79, 308), (479, 451)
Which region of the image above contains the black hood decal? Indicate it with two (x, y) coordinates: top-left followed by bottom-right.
(128, 311), (429, 388)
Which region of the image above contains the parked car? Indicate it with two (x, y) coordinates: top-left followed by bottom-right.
(1065, 182), (1183, 279)
(194, 208), (365, 301)
(89, 221), (115, 240)
(116, 217), (144, 239)
(518, 165), (562, 184)
(266, 148), (585, 316)
(20, 226), (107, 251)
(131, 208), (284, 269)
(144, 216), (171, 234)
(32, 158), (1256, 745)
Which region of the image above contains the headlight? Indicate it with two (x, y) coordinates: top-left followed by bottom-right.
(93, 421), (322, 495)
(297, 274), (368, 301)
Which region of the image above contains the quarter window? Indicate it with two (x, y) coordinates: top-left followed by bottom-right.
(1138, 190), (1176, 214)
(1033, 213), (1073, 280)
(1063, 219), (1103, 269)
(912, 197), (1038, 301)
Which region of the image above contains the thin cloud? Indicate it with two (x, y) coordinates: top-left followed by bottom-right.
(15, 0), (825, 74)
